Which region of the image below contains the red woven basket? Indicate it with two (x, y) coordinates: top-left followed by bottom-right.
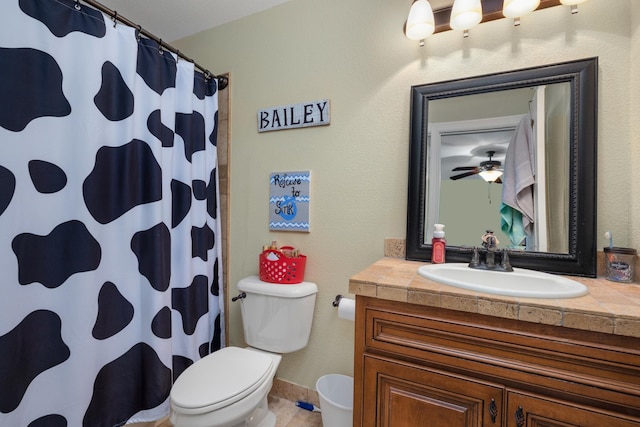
(259, 247), (307, 284)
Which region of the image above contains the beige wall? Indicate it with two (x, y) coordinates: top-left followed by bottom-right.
(632, 2), (640, 279)
(174, 0), (639, 390)
(440, 180), (506, 246)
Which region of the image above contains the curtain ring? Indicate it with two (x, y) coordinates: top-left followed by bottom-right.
(176, 50), (180, 63)
(112, 11), (118, 28)
(158, 39), (164, 55)
(136, 25), (142, 42)
(74, 0), (81, 10)
(204, 71), (211, 81)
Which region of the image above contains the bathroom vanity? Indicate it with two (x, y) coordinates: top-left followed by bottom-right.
(350, 258), (640, 427)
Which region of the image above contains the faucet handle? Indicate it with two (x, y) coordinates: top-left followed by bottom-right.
(501, 249), (513, 272)
(469, 246), (480, 267)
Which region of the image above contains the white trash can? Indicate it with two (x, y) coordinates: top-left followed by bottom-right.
(316, 374), (353, 427)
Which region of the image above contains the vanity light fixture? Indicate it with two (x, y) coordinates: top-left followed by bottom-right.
(450, 0), (483, 37)
(405, 0), (588, 45)
(559, 0), (588, 14)
(502, 0), (540, 25)
(478, 169), (503, 182)
(405, 0), (435, 46)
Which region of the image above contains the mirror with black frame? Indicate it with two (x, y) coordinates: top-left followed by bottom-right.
(406, 58), (598, 277)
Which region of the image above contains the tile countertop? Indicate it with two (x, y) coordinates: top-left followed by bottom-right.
(348, 257), (640, 338)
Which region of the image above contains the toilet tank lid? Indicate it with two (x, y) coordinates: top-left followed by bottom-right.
(238, 276), (318, 298)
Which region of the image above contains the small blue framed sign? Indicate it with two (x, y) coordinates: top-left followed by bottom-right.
(269, 171), (310, 232)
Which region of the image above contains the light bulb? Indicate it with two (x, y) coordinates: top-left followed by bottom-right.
(502, 0), (540, 19)
(406, 0), (435, 40)
(479, 169), (504, 182)
(450, 0), (483, 31)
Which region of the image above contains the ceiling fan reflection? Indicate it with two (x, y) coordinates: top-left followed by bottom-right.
(450, 150), (503, 183)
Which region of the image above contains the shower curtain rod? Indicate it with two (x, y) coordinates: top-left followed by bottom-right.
(78, 0), (228, 90)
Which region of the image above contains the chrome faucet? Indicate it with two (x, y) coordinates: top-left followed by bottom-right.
(468, 230), (513, 272)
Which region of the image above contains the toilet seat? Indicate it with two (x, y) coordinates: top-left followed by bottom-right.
(170, 347), (274, 414)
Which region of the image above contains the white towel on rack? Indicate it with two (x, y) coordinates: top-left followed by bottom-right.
(501, 114), (535, 238)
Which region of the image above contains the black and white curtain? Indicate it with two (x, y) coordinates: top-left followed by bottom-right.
(0, 0), (224, 425)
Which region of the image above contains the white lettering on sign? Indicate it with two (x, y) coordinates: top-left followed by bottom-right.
(258, 99), (330, 132)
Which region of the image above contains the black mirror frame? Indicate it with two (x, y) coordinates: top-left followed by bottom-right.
(406, 57), (598, 277)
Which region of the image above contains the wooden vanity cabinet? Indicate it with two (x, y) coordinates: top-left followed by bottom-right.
(354, 296), (640, 427)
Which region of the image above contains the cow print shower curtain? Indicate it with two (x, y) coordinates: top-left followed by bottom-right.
(0, 0), (225, 425)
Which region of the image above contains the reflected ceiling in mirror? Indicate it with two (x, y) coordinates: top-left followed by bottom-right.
(406, 58), (598, 277)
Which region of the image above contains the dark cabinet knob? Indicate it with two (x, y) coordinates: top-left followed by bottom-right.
(515, 406), (525, 427)
(489, 398), (498, 423)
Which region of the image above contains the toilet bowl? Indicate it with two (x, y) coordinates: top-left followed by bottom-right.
(170, 276), (318, 427)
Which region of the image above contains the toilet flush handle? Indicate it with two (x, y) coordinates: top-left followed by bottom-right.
(231, 292), (246, 302)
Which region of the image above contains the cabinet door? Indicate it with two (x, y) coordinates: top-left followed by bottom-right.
(506, 390), (640, 427)
(363, 356), (503, 427)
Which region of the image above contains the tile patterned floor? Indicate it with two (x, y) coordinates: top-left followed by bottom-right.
(155, 395), (323, 427)
(269, 395), (323, 427)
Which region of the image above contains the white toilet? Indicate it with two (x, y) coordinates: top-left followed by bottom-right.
(170, 275), (318, 427)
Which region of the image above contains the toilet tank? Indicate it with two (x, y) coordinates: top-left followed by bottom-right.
(237, 276), (318, 353)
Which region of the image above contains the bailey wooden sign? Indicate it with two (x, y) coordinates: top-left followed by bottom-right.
(258, 99), (330, 132)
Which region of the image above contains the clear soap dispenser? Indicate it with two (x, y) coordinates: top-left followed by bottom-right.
(432, 224), (446, 264)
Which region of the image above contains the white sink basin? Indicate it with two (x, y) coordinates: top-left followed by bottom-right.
(418, 263), (588, 299)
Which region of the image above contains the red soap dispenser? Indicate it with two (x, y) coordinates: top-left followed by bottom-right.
(431, 224), (446, 264)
